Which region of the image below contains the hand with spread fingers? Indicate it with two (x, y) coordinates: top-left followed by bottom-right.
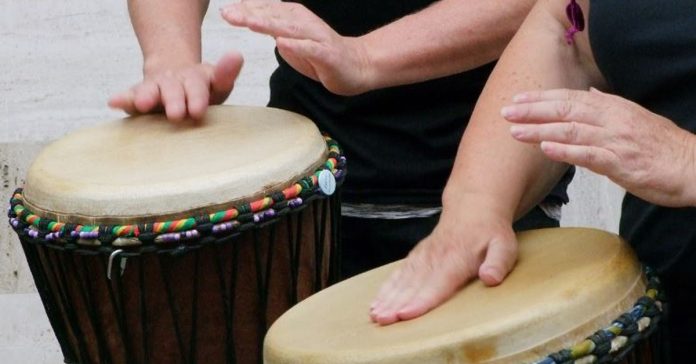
(221, 1), (372, 96)
(370, 196), (518, 325)
(503, 88), (696, 207)
(108, 52), (244, 122)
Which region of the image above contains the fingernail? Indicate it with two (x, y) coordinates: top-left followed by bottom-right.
(510, 125), (526, 138)
(540, 141), (554, 153)
(500, 106), (517, 119)
(482, 267), (503, 283)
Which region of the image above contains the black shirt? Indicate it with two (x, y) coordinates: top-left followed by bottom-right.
(268, 0), (572, 205)
(589, 1), (696, 276)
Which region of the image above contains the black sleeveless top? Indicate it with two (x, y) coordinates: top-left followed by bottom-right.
(589, 1), (696, 277)
(268, 0), (572, 205)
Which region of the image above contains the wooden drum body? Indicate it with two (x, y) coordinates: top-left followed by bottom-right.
(8, 106), (346, 364)
(265, 228), (664, 364)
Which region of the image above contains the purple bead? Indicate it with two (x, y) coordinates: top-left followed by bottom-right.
(289, 198), (303, 208)
(213, 221), (234, 233)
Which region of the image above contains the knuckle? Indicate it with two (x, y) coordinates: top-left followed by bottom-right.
(287, 22), (301, 35)
(564, 121), (580, 142)
(556, 100), (574, 120)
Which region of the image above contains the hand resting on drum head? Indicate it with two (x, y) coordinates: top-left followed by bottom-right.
(370, 193), (519, 326)
(108, 52), (243, 122)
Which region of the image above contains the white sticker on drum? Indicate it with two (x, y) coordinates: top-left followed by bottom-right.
(318, 169), (336, 196)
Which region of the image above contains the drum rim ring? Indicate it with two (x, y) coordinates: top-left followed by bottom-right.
(8, 136), (345, 251)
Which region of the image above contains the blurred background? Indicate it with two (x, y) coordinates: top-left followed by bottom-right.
(0, 1), (623, 362)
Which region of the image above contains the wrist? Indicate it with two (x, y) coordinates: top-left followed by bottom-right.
(441, 187), (516, 223)
(143, 53), (200, 77)
(344, 36), (379, 94)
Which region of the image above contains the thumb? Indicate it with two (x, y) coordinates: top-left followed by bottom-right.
(277, 37), (324, 60)
(108, 89), (137, 115)
(478, 236), (518, 286)
(276, 37), (326, 81)
(210, 51), (244, 104)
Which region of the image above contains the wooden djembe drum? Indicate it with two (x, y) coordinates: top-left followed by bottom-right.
(8, 105), (346, 364)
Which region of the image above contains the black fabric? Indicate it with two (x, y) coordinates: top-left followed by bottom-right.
(268, 0), (573, 206)
(589, 1), (696, 361)
(339, 205), (559, 280)
(589, 0), (696, 289)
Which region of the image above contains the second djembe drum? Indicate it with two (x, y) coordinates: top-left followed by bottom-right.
(7, 105), (346, 364)
(265, 228), (665, 364)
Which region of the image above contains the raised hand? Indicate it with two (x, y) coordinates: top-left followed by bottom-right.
(503, 88), (696, 207)
(108, 52), (244, 121)
(370, 195), (518, 325)
(221, 1), (372, 96)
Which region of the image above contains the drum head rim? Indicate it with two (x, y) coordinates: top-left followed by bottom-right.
(8, 136), (345, 248)
(263, 228), (665, 364)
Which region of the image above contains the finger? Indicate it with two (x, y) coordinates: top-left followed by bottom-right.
(222, 2), (277, 32)
(501, 99), (602, 126)
(132, 81), (161, 114)
(224, 2), (327, 41)
(183, 75), (210, 121)
(108, 90), (138, 115)
(210, 52), (244, 104)
(395, 251), (478, 322)
(158, 78), (187, 121)
(370, 269), (411, 324)
(510, 122), (604, 146)
(373, 268), (424, 325)
(370, 268), (402, 311)
(478, 238), (517, 286)
(540, 141), (618, 175)
(277, 37), (325, 60)
(395, 275), (460, 322)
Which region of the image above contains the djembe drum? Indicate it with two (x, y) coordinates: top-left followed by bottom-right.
(7, 105), (346, 364)
(265, 228), (665, 364)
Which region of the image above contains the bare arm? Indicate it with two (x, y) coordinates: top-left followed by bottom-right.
(359, 0), (536, 91)
(221, 0), (536, 95)
(128, 0), (208, 73)
(444, 0), (604, 219)
(109, 0), (243, 121)
(371, 0), (606, 325)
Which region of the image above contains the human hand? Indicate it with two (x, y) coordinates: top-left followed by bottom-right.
(108, 52), (244, 121)
(370, 197), (518, 325)
(503, 88), (696, 207)
(221, 1), (373, 96)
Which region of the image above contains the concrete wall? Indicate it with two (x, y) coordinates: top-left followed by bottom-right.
(0, 1), (624, 362)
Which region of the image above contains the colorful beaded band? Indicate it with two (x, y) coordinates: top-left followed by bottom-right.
(533, 268), (664, 364)
(8, 136), (345, 248)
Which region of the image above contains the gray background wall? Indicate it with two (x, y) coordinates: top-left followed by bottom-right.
(0, 1), (624, 362)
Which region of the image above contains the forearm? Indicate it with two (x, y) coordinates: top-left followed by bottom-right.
(127, 0), (209, 73)
(358, 0), (535, 90)
(443, 0), (600, 220)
